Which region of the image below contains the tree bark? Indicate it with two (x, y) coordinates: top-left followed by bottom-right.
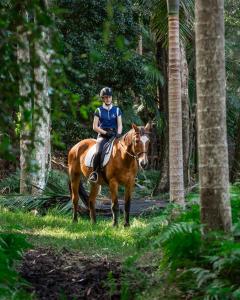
(195, 0), (232, 232)
(180, 41), (190, 187)
(17, 9), (32, 194)
(137, 34), (143, 55)
(31, 4), (51, 195)
(167, 0), (185, 206)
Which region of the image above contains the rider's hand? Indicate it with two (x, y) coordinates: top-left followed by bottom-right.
(105, 131), (115, 138)
(115, 133), (121, 139)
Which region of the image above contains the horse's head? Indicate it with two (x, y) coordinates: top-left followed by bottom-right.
(131, 123), (151, 169)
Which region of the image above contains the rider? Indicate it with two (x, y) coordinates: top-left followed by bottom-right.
(88, 87), (123, 183)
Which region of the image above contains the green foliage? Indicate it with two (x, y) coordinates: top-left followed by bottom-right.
(230, 185), (240, 221)
(157, 222), (202, 269)
(133, 187), (240, 299)
(53, 0), (151, 146)
(143, 0), (194, 46)
(0, 170), (70, 214)
(0, 233), (32, 299)
(185, 232), (240, 300)
(0, 0), (78, 157)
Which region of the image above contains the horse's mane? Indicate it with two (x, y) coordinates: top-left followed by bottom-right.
(122, 129), (135, 146)
(121, 126), (147, 146)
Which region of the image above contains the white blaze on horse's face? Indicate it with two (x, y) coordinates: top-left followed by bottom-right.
(138, 134), (149, 169)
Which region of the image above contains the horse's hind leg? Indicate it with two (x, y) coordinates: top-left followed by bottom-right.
(109, 180), (119, 227)
(124, 181), (134, 227)
(70, 173), (80, 222)
(89, 183), (100, 224)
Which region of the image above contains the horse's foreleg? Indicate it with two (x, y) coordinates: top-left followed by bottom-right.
(109, 180), (119, 227)
(89, 184), (100, 224)
(70, 174), (80, 223)
(124, 181), (134, 227)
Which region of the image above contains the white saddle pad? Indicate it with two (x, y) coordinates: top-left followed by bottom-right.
(84, 139), (115, 168)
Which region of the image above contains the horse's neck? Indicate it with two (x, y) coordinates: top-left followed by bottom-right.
(124, 130), (134, 147)
(119, 131), (134, 155)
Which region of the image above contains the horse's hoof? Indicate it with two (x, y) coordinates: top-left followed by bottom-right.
(112, 222), (118, 227)
(124, 223), (130, 227)
(72, 218), (78, 223)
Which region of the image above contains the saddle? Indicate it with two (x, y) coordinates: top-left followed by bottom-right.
(84, 138), (115, 168)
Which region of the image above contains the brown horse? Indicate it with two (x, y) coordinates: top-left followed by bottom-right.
(68, 123), (150, 226)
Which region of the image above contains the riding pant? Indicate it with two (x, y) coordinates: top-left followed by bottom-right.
(92, 128), (116, 172)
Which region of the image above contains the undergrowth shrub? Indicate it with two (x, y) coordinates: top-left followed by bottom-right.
(135, 189), (240, 300)
(0, 233), (32, 299)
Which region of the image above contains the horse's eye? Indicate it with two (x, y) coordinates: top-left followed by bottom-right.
(135, 138), (140, 143)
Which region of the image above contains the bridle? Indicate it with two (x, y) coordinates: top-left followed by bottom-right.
(119, 132), (148, 161)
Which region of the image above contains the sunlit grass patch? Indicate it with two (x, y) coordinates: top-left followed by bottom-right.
(0, 207), (146, 258)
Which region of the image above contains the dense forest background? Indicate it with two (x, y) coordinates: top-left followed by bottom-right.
(1, 0), (240, 184)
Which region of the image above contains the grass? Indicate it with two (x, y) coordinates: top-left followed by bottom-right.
(0, 208), (149, 259)
(0, 182), (239, 260)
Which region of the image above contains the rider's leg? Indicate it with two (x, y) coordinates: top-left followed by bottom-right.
(89, 137), (107, 182)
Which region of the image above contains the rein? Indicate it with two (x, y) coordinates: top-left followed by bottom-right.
(119, 138), (147, 160)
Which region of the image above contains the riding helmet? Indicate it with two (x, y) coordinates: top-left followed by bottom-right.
(100, 87), (112, 97)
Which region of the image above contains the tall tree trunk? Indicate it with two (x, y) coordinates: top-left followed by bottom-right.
(195, 0), (232, 232)
(17, 9), (32, 194)
(167, 0), (185, 206)
(180, 41), (190, 187)
(137, 34), (143, 55)
(31, 2), (51, 195)
(152, 42), (169, 195)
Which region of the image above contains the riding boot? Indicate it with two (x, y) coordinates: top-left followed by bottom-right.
(89, 151), (101, 182)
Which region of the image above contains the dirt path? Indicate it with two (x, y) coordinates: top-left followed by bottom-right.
(20, 248), (121, 299)
(20, 248), (153, 300)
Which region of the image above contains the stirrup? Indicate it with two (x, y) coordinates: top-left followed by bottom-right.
(89, 171), (98, 183)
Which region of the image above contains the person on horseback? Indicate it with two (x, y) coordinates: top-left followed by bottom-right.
(88, 87), (123, 183)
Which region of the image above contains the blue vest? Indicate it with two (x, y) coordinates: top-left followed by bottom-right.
(94, 105), (122, 129)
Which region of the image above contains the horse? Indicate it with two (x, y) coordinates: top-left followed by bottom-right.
(68, 123), (151, 227)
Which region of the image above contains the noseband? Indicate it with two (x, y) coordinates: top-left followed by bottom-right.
(119, 132), (148, 161)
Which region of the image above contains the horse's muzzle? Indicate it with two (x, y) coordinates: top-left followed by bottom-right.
(139, 160), (148, 169)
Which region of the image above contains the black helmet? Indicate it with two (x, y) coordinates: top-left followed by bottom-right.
(100, 87), (112, 97)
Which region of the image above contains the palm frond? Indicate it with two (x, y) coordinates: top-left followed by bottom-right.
(149, 0), (194, 46)
(143, 62), (164, 85)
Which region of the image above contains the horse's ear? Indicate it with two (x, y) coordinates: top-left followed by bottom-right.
(145, 122), (152, 132)
(132, 123), (139, 132)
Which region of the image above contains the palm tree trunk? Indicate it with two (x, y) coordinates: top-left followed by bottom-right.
(17, 9), (32, 194)
(195, 0), (232, 232)
(167, 0), (185, 206)
(31, 1), (51, 195)
(180, 41), (190, 187)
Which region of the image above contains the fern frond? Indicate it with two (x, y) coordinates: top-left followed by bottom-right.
(190, 267), (217, 288)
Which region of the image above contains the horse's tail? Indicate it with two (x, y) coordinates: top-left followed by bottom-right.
(78, 181), (89, 208)
(68, 180), (89, 209)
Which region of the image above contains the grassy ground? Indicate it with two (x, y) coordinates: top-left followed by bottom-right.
(0, 183), (239, 259)
(0, 169), (161, 259)
(1, 180), (239, 299)
(0, 209), (150, 259)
